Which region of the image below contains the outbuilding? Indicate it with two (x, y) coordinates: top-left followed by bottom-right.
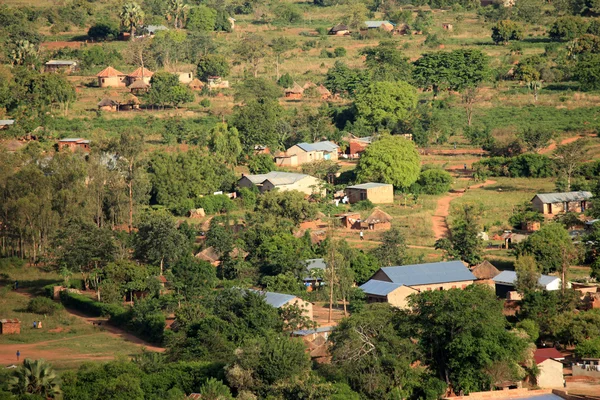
(329, 24), (350, 35)
(359, 280), (418, 308)
(533, 348), (564, 389)
(345, 182), (394, 204)
(284, 82), (304, 99)
(58, 138), (91, 152)
(44, 60), (78, 73)
(531, 191), (593, 216)
(127, 67), (153, 86)
(493, 270), (565, 298)
(252, 290), (313, 320)
(364, 208), (392, 231)
(0, 318), (21, 335)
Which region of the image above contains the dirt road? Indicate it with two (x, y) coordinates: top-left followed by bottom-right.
(432, 180), (496, 240)
(539, 135), (586, 155)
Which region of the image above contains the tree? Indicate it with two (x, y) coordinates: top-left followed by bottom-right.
(417, 169), (452, 195)
(516, 223), (575, 274)
(514, 255), (542, 295)
(270, 37), (296, 80)
(354, 81), (417, 129)
(88, 22), (119, 41)
(372, 227), (407, 267)
(491, 20), (523, 45)
(148, 72), (192, 108)
(324, 61), (368, 97)
(167, 0), (187, 29)
(576, 337), (600, 358)
(199, 378), (232, 400)
(120, 2), (144, 40)
(355, 135), (421, 189)
(343, 2), (368, 30)
(209, 123), (242, 169)
(574, 54), (600, 90)
(553, 140), (589, 191)
(248, 153), (275, 174)
(8, 359), (62, 398)
(234, 77), (282, 104)
(231, 99), (284, 153)
(518, 128), (554, 153)
(409, 285), (530, 394)
(187, 5), (217, 32)
(361, 41), (412, 82)
(255, 190), (318, 224)
(435, 203), (484, 266)
(134, 211), (188, 274)
(236, 34), (268, 77)
(550, 16), (588, 41)
(197, 54), (230, 81)
(9, 40), (38, 66)
(171, 256), (217, 301)
(515, 0), (544, 23)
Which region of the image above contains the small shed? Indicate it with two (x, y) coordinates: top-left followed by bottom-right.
(345, 182), (394, 204)
(177, 72), (194, 84)
(329, 24), (350, 36)
(284, 83), (304, 99)
(359, 280), (418, 308)
(364, 208), (392, 230)
(338, 212), (362, 229)
(58, 138), (91, 152)
(97, 98), (119, 112)
(45, 60), (78, 73)
(0, 318), (21, 335)
(188, 78), (204, 91)
(534, 348), (564, 388)
(442, 23), (454, 31)
(195, 246), (220, 266)
(470, 260), (500, 280)
(120, 94), (140, 111)
(128, 79), (150, 94)
(292, 326), (334, 362)
(0, 120), (15, 130)
(493, 270), (565, 298)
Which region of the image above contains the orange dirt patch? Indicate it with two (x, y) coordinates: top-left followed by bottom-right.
(48, 327), (69, 334)
(41, 41), (85, 50)
(538, 135), (587, 155)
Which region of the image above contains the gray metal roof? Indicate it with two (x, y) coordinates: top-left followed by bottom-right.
(296, 141), (339, 153)
(240, 171), (311, 186)
(146, 25), (168, 34)
(249, 289), (298, 308)
(346, 182), (392, 190)
(59, 138), (84, 142)
(45, 60), (77, 65)
(379, 261), (476, 286)
(360, 279), (403, 296)
(292, 326), (334, 336)
(493, 270), (559, 287)
(304, 258), (326, 271)
(0, 120), (15, 126)
(364, 20), (395, 28)
(533, 191), (592, 204)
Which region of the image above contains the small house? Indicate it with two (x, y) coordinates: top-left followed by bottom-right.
(470, 260), (500, 288)
(284, 82), (304, 99)
(195, 246), (221, 266)
(127, 67), (153, 86)
(303, 258), (326, 290)
(329, 24), (350, 36)
(97, 98), (119, 112)
(338, 212), (362, 230)
(280, 141), (340, 167)
(493, 270), (565, 298)
(207, 76), (229, 90)
(144, 25), (168, 36)
(533, 348), (564, 388)
(531, 191), (593, 215)
(58, 138), (91, 152)
(0, 120), (15, 130)
(345, 182), (393, 204)
(251, 290), (313, 320)
(0, 318), (20, 335)
(44, 60), (78, 73)
(120, 94), (140, 111)
(96, 66), (127, 88)
(177, 72), (194, 84)
(239, 171), (324, 196)
(128, 79), (150, 94)
(369, 261), (476, 292)
(347, 136), (373, 157)
(292, 326), (334, 362)
(442, 23), (454, 31)
(360, 280), (418, 308)
(189, 78), (204, 91)
(364, 208), (392, 231)
(363, 21), (395, 32)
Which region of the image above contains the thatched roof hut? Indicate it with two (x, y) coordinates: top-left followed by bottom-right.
(364, 208), (392, 230)
(470, 260), (500, 280)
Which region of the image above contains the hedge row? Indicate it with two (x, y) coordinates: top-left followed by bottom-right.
(59, 291), (127, 320)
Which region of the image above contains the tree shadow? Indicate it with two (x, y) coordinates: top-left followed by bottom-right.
(521, 37), (552, 44)
(481, 185), (521, 192)
(544, 83), (580, 92)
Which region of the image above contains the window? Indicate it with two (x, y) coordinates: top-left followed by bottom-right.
(439, 287), (443, 291)
(452, 285), (457, 289)
(101, 78), (105, 83)
(360, 192), (366, 200)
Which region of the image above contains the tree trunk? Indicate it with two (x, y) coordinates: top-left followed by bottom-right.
(276, 55), (280, 80)
(128, 164), (134, 233)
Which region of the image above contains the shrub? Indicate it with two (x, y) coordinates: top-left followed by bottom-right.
(196, 194), (235, 215)
(351, 199), (374, 211)
(417, 169), (453, 195)
(200, 98), (211, 107)
(27, 297), (62, 315)
(334, 47), (347, 57)
(239, 187), (257, 210)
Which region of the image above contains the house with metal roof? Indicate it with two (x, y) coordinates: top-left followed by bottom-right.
(371, 261), (477, 290)
(359, 280), (418, 308)
(0, 120), (14, 130)
(44, 60), (78, 73)
(238, 172), (324, 196)
(276, 141), (339, 167)
(249, 290), (313, 320)
(303, 258), (326, 289)
(532, 191), (593, 216)
(345, 182), (394, 204)
(58, 138), (91, 152)
(363, 20), (395, 31)
(493, 270), (564, 298)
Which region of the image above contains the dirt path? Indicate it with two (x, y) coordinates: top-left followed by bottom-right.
(432, 180), (497, 240)
(539, 135), (586, 155)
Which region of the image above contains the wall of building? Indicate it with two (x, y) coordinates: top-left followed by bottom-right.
(411, 280), (475, 292)
(178, 72), (193, 84)
(98, 76), (126, 88)
(286, 298), (313, 320)
(533, 197), (589, 215)
(1, 321), (20, 334)
(287, 146), (323, 165)
(387, 286), (418, 308)
(274, 155), (298, 167)
(262, 177), (324, 196)
(367, 185), (394, 204)
(537, 359), (564, 388)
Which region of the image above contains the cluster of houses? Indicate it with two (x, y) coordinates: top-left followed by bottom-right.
(284, 82), (332, 100)
(328, 20), (453, 36)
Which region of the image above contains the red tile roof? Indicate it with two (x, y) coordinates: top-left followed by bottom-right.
(534, 348), (563, 365)
(128, 67), (154, 78)
(96, 66), (126, 77)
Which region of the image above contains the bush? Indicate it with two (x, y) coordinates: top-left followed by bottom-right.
(196, 194), (235, 215)
(59, 291), (126, 318)
(43, 283), (61, 298)
(334, 47), (347, 57)
(27, 297), (62, 315)
(200, 98), (211, 107)
(417, 169), (453, 195)
(239, 187), (257, 210)
(351, 199), (374, 211)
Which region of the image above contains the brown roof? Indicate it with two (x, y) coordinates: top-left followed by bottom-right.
(230, 247), (249, 259)
(96, 66), (125, 77)
(128, 80), (150, 89)
(0, 319), (20, 323)
(124, 94), (140, 105)
(128, 67), (154, 78)
(285, 82), (304, 94)
(317, 85), (331, 96)
(470, 260), (500, 280)
(303, 81), (316, 90)
(97, 98), (119, 107)
(188, 78), (204, 88)
(364, 208), (392, 224)
(534, 348), (563, 365)
(196, 246), (220, 263)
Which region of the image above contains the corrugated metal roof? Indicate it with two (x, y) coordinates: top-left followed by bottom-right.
(364, 20), (395, 28)
(347, 182), (392, 190)
(146, 25), (168, 34)
(249, 289), (298, 308)
(240, 171), (311, 186)
(296, 141), (339, 153)
(360, 279), (403, 296)
(0, 120), (15, 126)
(304, 258), (326, 271)
(379, 261), (476, 286)
(292, 326), (334, 336)
(493, 270), (559, 287)
(533, 191), (592, 204)
(46, 60), (77, 65)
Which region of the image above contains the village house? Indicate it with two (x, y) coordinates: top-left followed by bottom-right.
(533, 348), (564, 388)
(338, 212), (362, 229)
(97, 98), (119, 112)
(493, 270), (565, 298)
(188, 78), (204, 91)
(363, 20), (395, 32)
(177, 72), (194, 84)
(195, 246), (221, 266)
(470, 260), (500, 288)
(58, 138), (91, 152)
(361, 261), (476, 308)
(207, 76), (229, 90)
(128, 79), (150, 94)
(359, 280), (418, 308)
(275, 141), (339, 168)
(329, 24), (350, 35)
(284, 82), (304, 99)
(303, 82), (332, 100)
(127, 67), (153, 86)
(345, 182), (394, 204)
(251, 290), (313, 320)
(363, 208), (392, 230)
(292, 326), (334, 362)
(143, 25), (168, 36)
(0, 120), (14, 130)
(531, 191), (593, 215)
(303, 258), (326, 290)
(347, 135), (373, 158)
(238, 171), (324, 196)
(96, 66), (127, 88)
(0, 318), (21, 335)
(44, 60), (78, 73)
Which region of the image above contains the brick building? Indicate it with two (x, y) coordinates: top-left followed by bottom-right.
(0, 318), (21, 334)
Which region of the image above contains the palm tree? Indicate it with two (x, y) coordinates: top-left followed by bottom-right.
(167, 0), (187, 29)
(8, 359), (62, 398)
(120, 2), (144, 41)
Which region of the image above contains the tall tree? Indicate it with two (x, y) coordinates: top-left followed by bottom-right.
(120, 2), (145, 40)
(167, 0), (187, 29)
(270, 37), (296, 80)
(518, 128), (554, 153)
(553, 140), (589, 191)
(236, 34), (268, 77)
(372, 227), (407, 267)
(354, 80), (417, 129)
(435, 203), (484, 266)
(209, 123), (242, 169)
(514, 254), (542, 295)
(516, 222), (576, 274)
(361, 41), (412, 82)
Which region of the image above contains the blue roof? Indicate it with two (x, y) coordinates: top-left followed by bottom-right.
(493, 270), (559, 287)
(296, 141), (339, 153)
(360, 280), (404, 296)
(249, 289), (298, 308)
(379, 261), (476, 286)
(292, 326), (334, 336)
